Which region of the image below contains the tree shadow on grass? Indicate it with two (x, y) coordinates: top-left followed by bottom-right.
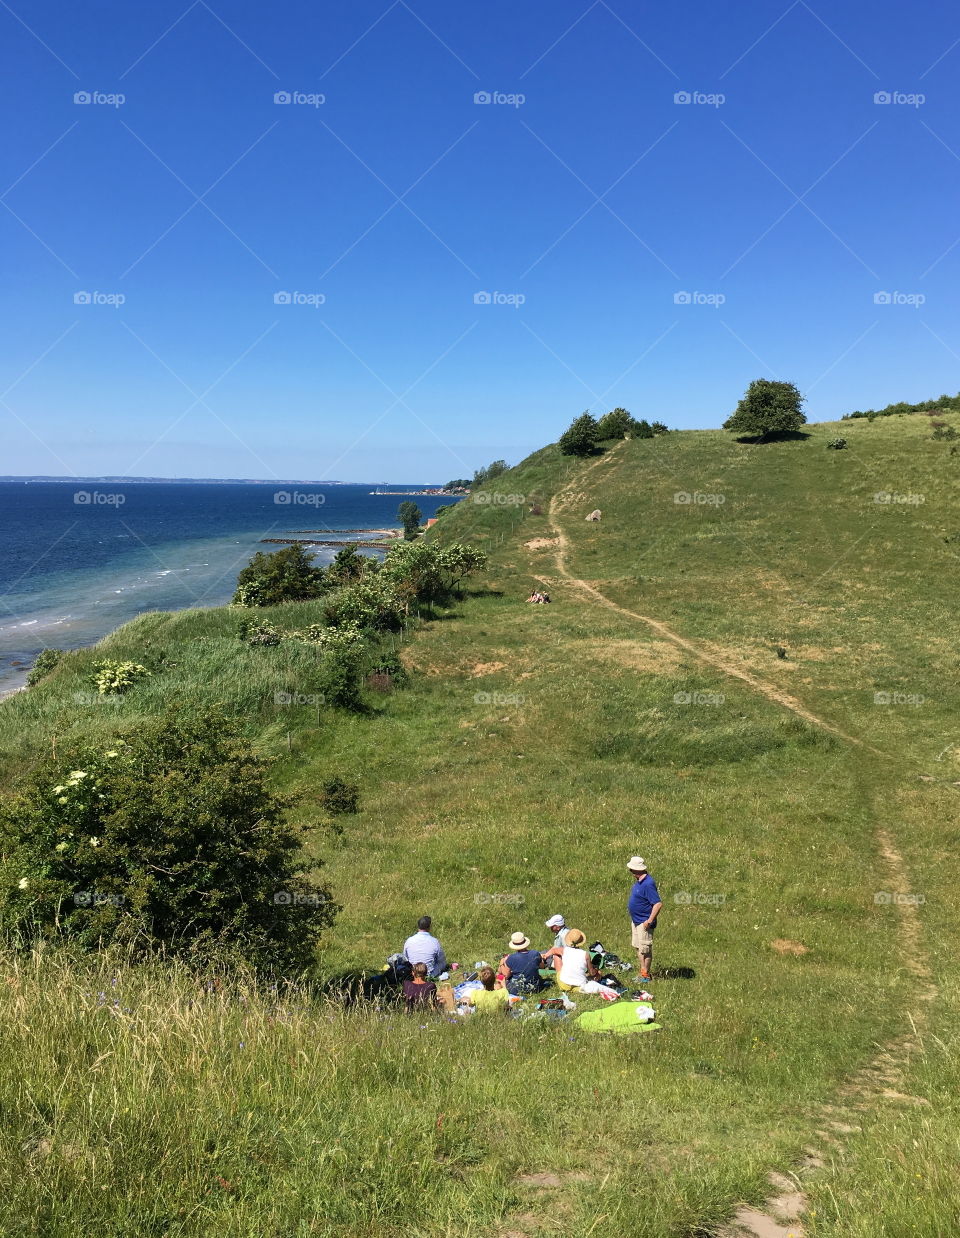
(734, 430), (812, 444)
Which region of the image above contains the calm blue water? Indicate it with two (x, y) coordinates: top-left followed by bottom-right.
(0, 482), (460, 694)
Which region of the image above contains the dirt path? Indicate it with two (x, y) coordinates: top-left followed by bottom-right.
(537, 450), (934, 1238)
(542, 455), (872, 751)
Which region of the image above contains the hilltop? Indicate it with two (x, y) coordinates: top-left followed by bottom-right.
(0, 410), (958, 1236)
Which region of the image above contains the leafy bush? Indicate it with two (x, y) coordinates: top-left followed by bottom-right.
(322, 578), (406, 631)
(843, 392), (960, 420)
(931, 422), (958, 441)
(26, 649), (64, 687)
(92, 660), (150, 696)
(297, 621), (366, 651)
(233, 545), (326, 607)
(826, 437), (848, 450)
(326, 546), (372, 586)
(0, 710), (336, 972)
(559, 411), (599, 457)
(381, 542), (487, 609)
(315, 646), (365, 711)
(237, 616), (282, 646)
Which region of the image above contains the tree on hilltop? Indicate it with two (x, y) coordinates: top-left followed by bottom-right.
(724, 379), (806, 439)
(596, 408), (634, 439)
(559, 412), (599, 457)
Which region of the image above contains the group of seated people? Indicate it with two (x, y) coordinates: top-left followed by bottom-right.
(399, 914), (606, 1013)
(526, 590), (551, 604)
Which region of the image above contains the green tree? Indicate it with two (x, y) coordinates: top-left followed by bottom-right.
(650, 421), (669, 435)
(398, 501), (422, 541)
(0, 709), (336, 972)
(327, 545), (370, 586)
(596, 408), (634, 439)
(443, 478), (471, 491)
(559, 411), (599, 457)
(233, 544), (326, 607)
(724, 380), (806, 439)
(381, 541), (487, 610)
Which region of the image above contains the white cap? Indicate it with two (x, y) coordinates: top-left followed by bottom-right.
(545, 914), (565, 929)
(626, 855), (647, 872)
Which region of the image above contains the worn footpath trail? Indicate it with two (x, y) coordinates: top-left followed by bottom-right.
(535, 447), (936, 1238)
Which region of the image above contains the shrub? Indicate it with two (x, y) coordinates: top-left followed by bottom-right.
(326, 546), (372, 586)
(931, 422), (958, 441)
(322, 579), (406, 631)
(233, 545), (326, 607)
(0, 710), (336, 973)
(380, 542), (487, 609)
(596, 408), (634, 440)
(826, 438), (847, 450)
(237, 616), (282, 646)
(316, 646), (365, 711)
(559, 412), (599, 457)
(298, 621), (366, 651)
(92, 660), (150, 696)
(26, 649), (63, 687)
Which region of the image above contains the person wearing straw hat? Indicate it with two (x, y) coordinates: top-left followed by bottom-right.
(500, 931), (547, 996)
(626, 856), (662, 983)
(542, 928), (602, 992)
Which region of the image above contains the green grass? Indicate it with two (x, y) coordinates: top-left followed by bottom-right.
(1, 413), (959, 1235)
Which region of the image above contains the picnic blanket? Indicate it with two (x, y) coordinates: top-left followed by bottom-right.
(576, 1001), (661, 1035)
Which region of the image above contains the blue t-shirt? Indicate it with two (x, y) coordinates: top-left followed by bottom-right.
(628, 874), (662, 926)
(505, 949), (545, 995)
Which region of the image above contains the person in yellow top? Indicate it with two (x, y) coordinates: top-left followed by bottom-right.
(467, 966), (510, 1013)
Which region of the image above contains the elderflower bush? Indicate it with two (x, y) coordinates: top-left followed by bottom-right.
(0, 712), (336, 969)
(92, 660), (150, 696)
(296, 621), (366, 651)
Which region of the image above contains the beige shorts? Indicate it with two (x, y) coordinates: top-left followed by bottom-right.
(631, 923), (654, 956)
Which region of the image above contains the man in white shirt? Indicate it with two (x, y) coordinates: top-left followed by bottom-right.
(402, 915), (448, 977)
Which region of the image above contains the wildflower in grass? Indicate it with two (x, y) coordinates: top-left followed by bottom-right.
(69, 771), (87, 781)
(54, 841), (68, 852)
(17, 878), (29, 889)
(89, 837), (100, 847)
(53, 785), (66, 795)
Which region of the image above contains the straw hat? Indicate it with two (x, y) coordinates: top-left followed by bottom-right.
(564, 928), (586, 947)
(508, 931), (531, 950)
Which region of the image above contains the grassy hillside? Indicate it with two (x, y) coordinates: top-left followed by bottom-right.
(1, 412), (958, 1236)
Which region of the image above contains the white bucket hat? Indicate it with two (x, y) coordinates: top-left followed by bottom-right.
(545, 914), (565, 929)
(626, 856), (648, 872)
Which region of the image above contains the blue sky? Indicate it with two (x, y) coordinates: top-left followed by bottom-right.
(2, 0), (958, 480)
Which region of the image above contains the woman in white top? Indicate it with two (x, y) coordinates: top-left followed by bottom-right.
(542, 928), (602, 992)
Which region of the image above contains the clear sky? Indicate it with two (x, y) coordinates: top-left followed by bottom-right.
(2, 1), (958, 480)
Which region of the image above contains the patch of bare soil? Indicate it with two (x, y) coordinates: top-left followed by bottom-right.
(524, 537), (559, 550)
(471, 661), (507, 676)
(770, 939), (809, 956)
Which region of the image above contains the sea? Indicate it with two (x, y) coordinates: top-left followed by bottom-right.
(0, 481), (461, 695)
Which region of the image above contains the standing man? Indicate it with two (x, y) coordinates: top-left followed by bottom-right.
(626, 856), (662, 983)
(403, 915), (448, 978)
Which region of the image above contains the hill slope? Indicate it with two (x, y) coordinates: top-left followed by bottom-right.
(1, 412), (958, 1236)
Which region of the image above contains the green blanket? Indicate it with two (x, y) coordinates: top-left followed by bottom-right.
(575, 1002), (661, 1035)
